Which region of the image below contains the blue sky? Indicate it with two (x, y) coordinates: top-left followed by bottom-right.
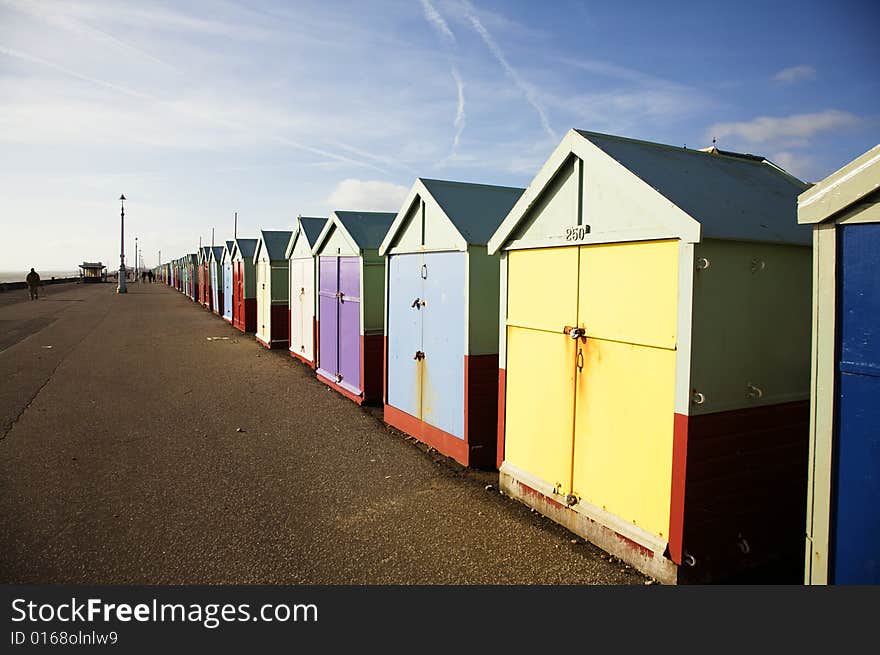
(1, 0), (877, 271)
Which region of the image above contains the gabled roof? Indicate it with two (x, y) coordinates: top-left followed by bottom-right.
(254, 230), (293, 263)
(489, 129), (811, 252)
(798, 144), (880, 224)
(380, 178), (524, 254)
(231, 238), (258, 261)
(210, 246), (225, 263)
(285, 216), (328, 259)
(299, 216), (327, 246)
(574, 130), (810, 244)
(312, 211), (396, 254)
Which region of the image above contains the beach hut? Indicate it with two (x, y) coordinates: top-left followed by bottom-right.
(487, 129), (813, 584)
(231, 238), (258, 333)
(378, 179), (524, 468)
(209, 246), (225, 316)
(187, 254), (199, 301)
(311, 211), (396, 404)
(286, 216), (328, 367)
(799, 145), (880, 585)
(200, 246), (212, 310)
(222, 240), (234, 324)
(254, 230), (293, 349)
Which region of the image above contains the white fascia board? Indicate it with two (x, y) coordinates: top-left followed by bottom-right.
(310, 212), (361, 256)
(252, 234), (265, 265)
(488, 129), (702, 253)
(488, 130), (582, 255)
(799, 145), (880, 225)
(378, 178), (468, 255)
(378, 179), (422, 256)
(284, 222), (301, 260)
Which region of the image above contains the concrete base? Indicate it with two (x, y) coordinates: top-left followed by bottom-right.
(500, 463), (680, 584)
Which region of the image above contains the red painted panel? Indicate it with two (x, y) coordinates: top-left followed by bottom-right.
(270, 303), (290, 349)
(362, 334), (384, 405)
(244, 297), (257, 333)
(289, 349), (315, 368)
(497, 368), (506, 470)
(680, 400), (809, 583)
(668, 413), (689, 565)
(382, 335), (388, 406)
(464, 354), (499, 470)
(314, 319), (320, 369)
(384, 404), (470, 466)
(316, 371), (364, 404)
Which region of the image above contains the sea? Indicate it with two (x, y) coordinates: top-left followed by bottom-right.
(0, 271), (81, 284)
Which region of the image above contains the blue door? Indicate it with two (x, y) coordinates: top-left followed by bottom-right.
(387, 254), (424, 418)
(421, 251), (466, 439)
(832, 223), (880, 584)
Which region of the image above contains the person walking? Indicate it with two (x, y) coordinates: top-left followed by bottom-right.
(25, 268), (41, 300)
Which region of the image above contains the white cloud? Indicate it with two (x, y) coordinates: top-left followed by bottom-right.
(419, 0), (456, 45)
(461, 0), (556, 143)
(706, 110), (860, 147)
(769, 151), (813, 180)
(326, 179), (408, 212)
(773, 65), (816, 84)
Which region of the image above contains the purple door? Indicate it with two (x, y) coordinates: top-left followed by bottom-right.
(318, 257), (339, 381)
(338, 257), (361, 395)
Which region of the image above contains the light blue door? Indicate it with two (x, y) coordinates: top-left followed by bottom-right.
(223, 262), (233, 320)
(387, 253), (424, 418)
(421, 251), (466, 438)
(211, 262), (219, 311)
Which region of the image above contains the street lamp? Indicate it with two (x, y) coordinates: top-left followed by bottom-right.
(117, 194), (127, 293)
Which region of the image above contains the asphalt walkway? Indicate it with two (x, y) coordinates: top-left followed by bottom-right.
(0, 282), (644, 584)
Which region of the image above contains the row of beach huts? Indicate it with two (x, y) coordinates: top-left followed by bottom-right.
(152, 130), (879, 585)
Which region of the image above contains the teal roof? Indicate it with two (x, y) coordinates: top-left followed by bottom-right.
(234, 238), (258, 259)
(336, 211), (396, 249)
(419, 178), (525, 244)
(258, 230), (293, 261)
(576, 130), (811, 245)
(299, 217), (327, 247)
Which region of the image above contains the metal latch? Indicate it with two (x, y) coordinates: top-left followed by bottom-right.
(564, 325), (586, 339)
(414, 351), (425, 361)
(411, 297), (426, 308)
(335, 373), (343, 382)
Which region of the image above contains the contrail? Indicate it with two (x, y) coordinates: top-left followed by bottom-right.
(0, 45), (387, 173)
(451, 66), (466, 152)
(419, 0), (456, 44)
(461, 0), (557, 142)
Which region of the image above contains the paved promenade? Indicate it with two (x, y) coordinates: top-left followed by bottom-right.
(0, 282), (644, 584)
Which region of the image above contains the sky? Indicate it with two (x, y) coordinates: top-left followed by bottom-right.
(0, 0), (877, 272)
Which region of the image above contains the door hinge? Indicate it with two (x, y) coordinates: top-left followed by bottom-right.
(414, 351), (425, 361)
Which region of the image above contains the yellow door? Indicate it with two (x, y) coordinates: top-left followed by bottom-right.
(571, 240), (678, 539)
(504, 247), (579, 491)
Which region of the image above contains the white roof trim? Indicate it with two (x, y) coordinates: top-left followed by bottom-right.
(488, 129), (700, 254)
(378, 178), (467, 256)
(310, 212), (362, 256)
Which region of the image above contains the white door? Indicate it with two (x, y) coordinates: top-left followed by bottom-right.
(290, 259), (315, 361)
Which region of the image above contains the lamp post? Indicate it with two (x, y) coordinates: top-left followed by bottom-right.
(117, 194), (127, 293)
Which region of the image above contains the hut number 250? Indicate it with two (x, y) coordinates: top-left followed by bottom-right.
(564, 225), (591, 241)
